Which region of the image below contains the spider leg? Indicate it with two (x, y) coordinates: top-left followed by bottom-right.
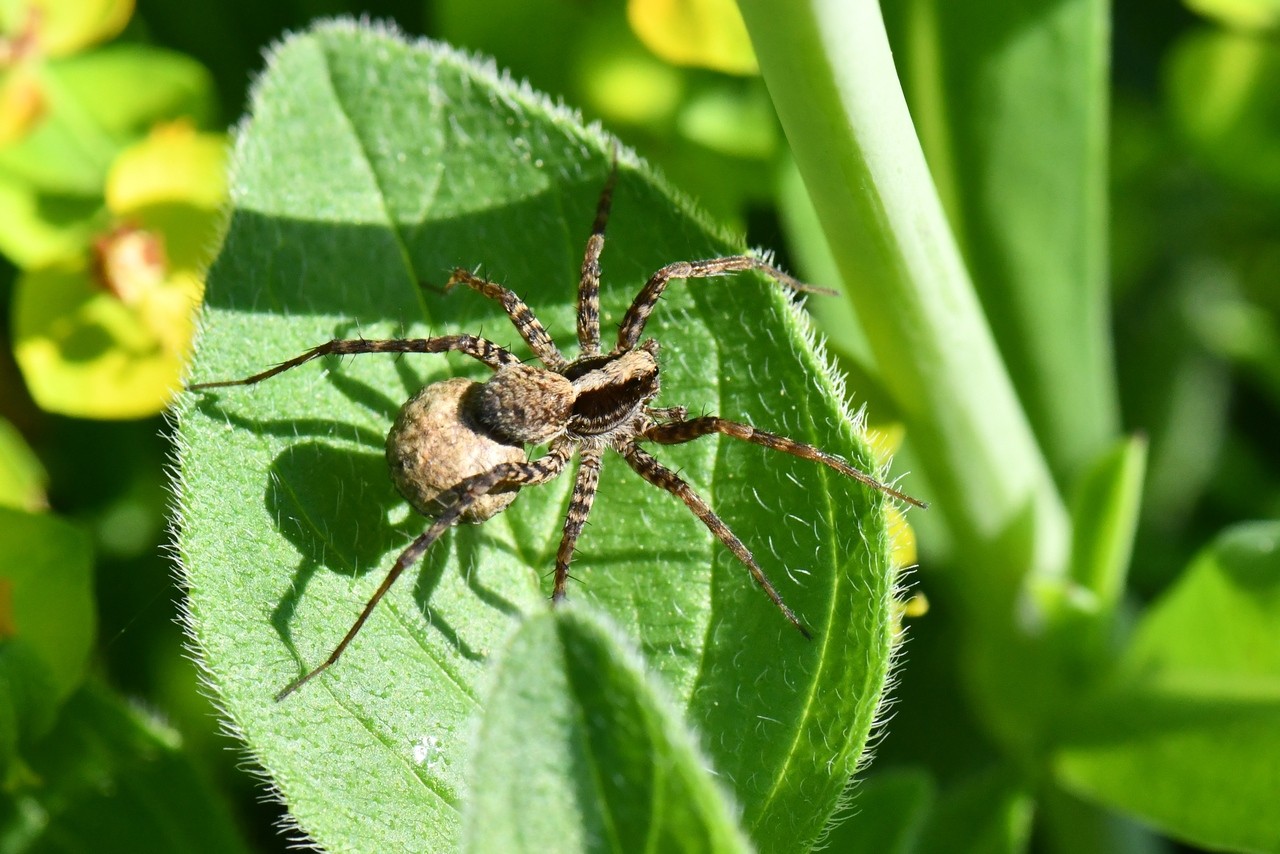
(642, 416), (927, 509)
(619, 442), (811, 638)
(446, 268), (566, 368)
(189, 334), (518, 390)
(552, 441), (604, 602)
(275, 440), (574, 701)
(577, 162), (618, 357)
(645, 405), (688, 422)
(617, 256), (836, 350)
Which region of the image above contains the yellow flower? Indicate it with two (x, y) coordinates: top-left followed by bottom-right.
(627, 0), (758, 75)
(0, 0), (134, 141)
(13, 122), (226, 419)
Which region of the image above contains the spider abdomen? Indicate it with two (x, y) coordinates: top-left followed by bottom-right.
(386, 377), (526, 523)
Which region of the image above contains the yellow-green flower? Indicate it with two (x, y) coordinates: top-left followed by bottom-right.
(12, 122), (226, 419)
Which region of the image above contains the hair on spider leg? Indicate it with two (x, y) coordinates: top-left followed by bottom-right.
(194, 162), (923, 700)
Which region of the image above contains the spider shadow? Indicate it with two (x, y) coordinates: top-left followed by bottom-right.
(195, 349), (524, 674)
(264, 437), (526, 672)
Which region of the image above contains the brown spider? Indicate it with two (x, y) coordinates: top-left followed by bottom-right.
(192, 166), (925, 701)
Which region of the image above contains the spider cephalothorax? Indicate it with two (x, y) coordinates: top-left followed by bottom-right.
(192, 164), (925, 700)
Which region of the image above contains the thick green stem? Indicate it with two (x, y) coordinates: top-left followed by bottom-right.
(739, 0), (1069, 594)
(892, 0), (1117, 486)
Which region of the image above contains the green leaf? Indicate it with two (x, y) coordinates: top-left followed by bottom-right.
(0, 419), (47, 511)
(175, 21), (896, 852)
(0, 682), (251, 854)
(0, 507), (94, 761)
(818, 768), (934, 853)
(915, 766), (1034, 854)
(1063, 434), (1147, 617)
(1167, 28), (1280, 196)
(1055, 521), (1280, 853)
(0, 44), (216, 197)
(464, 607), (750, 852)
(1185, 0), (1280, 29)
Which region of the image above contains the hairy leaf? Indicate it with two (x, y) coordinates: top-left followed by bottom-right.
(175, 20), (895, 852)
(464, 608), (750, 852)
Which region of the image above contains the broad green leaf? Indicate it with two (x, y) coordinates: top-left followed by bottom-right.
(464, 607), (749, 853)
(1055, 521), (1280, 853)
(0, 682), (251, 854)
(175, 20), (897, 852)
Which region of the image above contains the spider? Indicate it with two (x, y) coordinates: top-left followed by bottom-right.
(192, 165), (925, 701)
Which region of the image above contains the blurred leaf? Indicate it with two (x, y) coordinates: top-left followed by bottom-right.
(1185, 0), (1280, 30)
(1167, 28), (1280, 195)
(674, 80), (776, 159)
(0, 44), (216, 273)
(50, 44), (218, 136)
(464, 608), (750, 853)
(1118, 265), (1233, 590)
(1056, 521), (1280, 853)
(915, 766), (1034, 854)
(176, 21), (897, 852)
(0, 682), (251, 854)
(1185, 280), (1280, 407)
(1065, 434), (1147, 613)
(12, 126), (223, 419)
(107, 123), (226, 213)
(12, 259), (198, 419)
(576, 13), (685, 128)
(818, 768), (934, 853)
(0, 44), (215, 196)
(628, 0), (758, 74)
(0, 506), (93, 773)
(105, 122), (227, 270)
(0, 419), (46, 511)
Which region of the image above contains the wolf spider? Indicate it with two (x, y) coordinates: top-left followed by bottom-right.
(192, 166), (925, 700)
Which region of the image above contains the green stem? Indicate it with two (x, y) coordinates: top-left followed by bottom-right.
(739, 0), (1069, 596)
(893, 0), (1117, 486)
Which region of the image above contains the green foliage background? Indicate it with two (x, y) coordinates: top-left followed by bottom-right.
(2, 0), (1279, 852)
